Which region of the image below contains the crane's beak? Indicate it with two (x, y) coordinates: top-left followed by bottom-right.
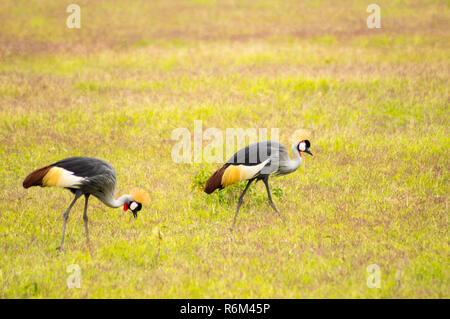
(305, 148), (313, 156)
(132, 211), (138, 219)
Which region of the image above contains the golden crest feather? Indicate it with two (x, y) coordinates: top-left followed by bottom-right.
(130, 188), (150, 205)
(289, 128), (313, 146)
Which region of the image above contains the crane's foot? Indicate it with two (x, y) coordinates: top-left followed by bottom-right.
(268, 201), (285, 224)
(277, 212), (286, 225)
(86, 241), (93, 255)
(229, 219), (239, 232)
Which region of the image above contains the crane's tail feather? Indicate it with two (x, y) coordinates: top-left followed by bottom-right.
(204, 166), (227, 194)
(23, 166), (53, 188)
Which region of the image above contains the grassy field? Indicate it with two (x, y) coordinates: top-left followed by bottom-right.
(0, 0), (448, 298)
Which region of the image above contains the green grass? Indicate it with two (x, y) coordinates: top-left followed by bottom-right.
(0, 0), (448, 298)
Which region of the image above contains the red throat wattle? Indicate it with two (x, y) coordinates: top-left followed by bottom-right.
(123, 203), (128, 211)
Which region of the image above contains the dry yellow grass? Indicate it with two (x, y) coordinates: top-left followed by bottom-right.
(0, 0), (448, 298)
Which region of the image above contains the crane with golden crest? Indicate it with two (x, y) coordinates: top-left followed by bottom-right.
(23, 157), (149, 250)
(204, 129), (313, 230)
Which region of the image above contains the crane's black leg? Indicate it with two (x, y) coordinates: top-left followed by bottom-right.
(83, 194), (91, 250)
(57, 191), (82, 251)
(230, 179), (254, 231)
(263, 177), (285, 222)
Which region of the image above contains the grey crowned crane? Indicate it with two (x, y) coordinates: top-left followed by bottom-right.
(204, 139), (313, 230)
(23, 157), (149, 250)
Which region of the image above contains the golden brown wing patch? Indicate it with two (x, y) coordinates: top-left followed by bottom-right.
(221, 165), (244, 187)
(23, 166), (52, 188)
(42, 166), (64, 187)
(24, 165), (85, 189)
(204, 159), (270, 194)
(204, 166), (226, 194)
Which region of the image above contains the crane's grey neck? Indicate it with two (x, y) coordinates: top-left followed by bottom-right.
(285, 143), (302, 173)
(102, 194), (133, 208)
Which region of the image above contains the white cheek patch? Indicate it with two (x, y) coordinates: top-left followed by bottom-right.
(299, 142), (306, 152)
(130, 202), (138, 210)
